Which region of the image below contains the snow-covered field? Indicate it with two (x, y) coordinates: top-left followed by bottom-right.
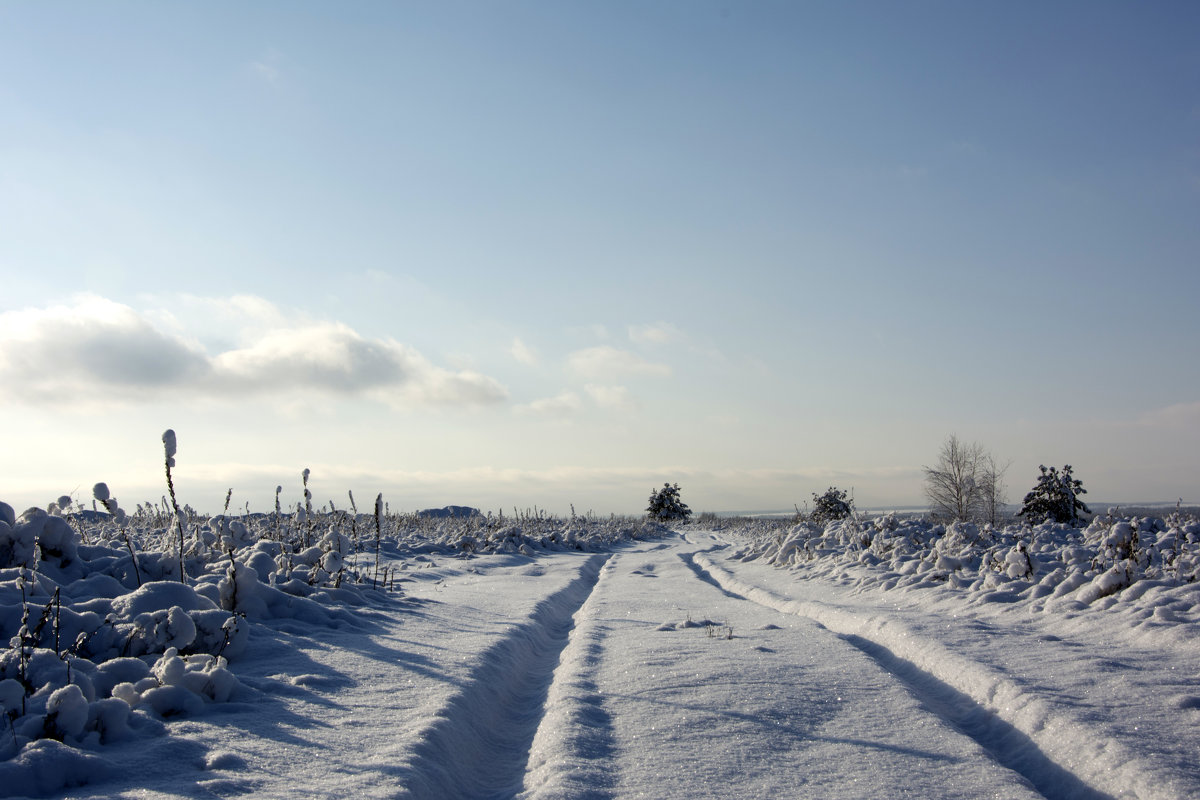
(1, 494), (1198, 799)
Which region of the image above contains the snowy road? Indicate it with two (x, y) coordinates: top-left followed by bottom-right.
(515, 538), (1045, 800)
(56, 532), (1191, 799)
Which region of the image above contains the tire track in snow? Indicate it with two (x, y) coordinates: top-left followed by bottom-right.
(687, 551), (1171, 800)
(394, 553), (611, 800)
(518, 553), (622, 800)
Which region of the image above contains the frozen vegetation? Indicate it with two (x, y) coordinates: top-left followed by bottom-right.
(0, 466), (1198, 797)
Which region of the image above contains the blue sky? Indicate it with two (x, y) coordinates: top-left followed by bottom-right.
(2, 2), (1198, 515)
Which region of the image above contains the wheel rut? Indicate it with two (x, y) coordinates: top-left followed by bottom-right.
(393, 553), (611, 800)
(518, 553), (621, 800)
(685, 549), (1154, 800)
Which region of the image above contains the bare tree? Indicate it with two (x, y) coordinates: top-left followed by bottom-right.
(924, 435), (1006, 523)
(978, 453), (1010, 526)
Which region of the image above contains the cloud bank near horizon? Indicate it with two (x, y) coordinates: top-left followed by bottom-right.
(0, 294), (508, 409)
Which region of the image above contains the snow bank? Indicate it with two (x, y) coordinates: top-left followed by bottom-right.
(728, 509), (1200, 631)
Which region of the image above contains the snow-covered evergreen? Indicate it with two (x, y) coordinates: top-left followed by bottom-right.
(1017, 464), (1090, 525)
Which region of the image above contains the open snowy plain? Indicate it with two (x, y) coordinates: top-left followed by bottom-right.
(1, 499), (1198, 799)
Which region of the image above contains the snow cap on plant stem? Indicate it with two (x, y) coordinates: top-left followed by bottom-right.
(93, 483), (110, 503)
(162, 429), (177, 466)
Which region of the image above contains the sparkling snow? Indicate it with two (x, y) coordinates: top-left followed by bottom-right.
(0, 501), (1197, 799)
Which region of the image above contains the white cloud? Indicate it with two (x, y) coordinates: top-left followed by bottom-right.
(566, 346), (671, 380)
(193, 294), (291, 327)
(515, 391), (582, 417)
(585, 383), (635, 412)
(0, 295), (211, 401)
(399, 365), (508, 407)
(142, 292), (294, 340)
(0, 294), (507, 409)
(510, 337), (538, 366)
(516, 385), (636, 416)
(628, 321), (684, 345)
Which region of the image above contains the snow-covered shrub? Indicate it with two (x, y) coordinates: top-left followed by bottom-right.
(647, 483), (692, 522)
(727, 505), (1200, 616)
(0, 738), (112, 795)
(0, 507), (82, 572)
(237, 541), (280, 585)
(0, 511), (37, 568)
(209, 515), (256, 553)
(191, 610), (248, 659)
(1075, 561), (1133, 604)
(44, 683), (89, 740)
(33, 513), (79, 568)
(143, 647), (238, 711)
(873, 512), (900, 534)
(87, 697), (131, 743)
(318, 526), (351, 584)
(1002, 541), (1035, 579)
(217, 554), (267, 617)
(937, 522), (988, 554)
(162, 429), (186, 581)
(1018, 464), (1090, 525)
(810, 487), (853, 525)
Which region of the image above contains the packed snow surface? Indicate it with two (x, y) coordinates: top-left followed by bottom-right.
(1, 500), (1199, 799)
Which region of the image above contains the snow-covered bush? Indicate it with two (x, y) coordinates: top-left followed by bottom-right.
(647, 483), (692, 522)
(0, 509), (37, 569)
(1018, 464), (1090, 525)
(728, 505), (1200, 620)
(810, 487), (853, 525)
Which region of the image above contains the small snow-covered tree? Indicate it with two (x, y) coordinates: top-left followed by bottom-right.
(810, 487), (853, 525)
(647, 483), (692, 522)
(1018, 464), (1090, 525)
